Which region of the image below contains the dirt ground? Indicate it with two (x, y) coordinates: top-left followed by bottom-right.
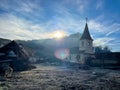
(0, 64), (120, 90)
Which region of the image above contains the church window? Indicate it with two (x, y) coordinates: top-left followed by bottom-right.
(82, 41), (84, 46)
(88, 42), (90, 46)
(76, 55), (80, 61)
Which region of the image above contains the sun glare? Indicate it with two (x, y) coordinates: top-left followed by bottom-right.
(53, 31), (65, 39)
(55, 32), (62, 38)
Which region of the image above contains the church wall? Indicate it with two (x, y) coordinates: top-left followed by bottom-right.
(79, 54), (86, 64)
(68, 54), (78, 62)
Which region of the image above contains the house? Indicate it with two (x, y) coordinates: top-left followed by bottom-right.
(0, 40), (29, 59)
(0, 40), (30, 71)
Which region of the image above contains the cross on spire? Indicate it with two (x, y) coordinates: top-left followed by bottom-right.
(86, 17), (88, 23)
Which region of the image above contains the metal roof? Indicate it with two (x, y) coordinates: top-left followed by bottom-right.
(80, 23), (93, 40)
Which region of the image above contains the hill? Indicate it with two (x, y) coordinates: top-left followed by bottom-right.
(0, 33), (81, 59)
(0, 38), (11, 47)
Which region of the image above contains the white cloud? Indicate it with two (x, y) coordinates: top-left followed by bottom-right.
(52, 0), (89, 16)
(0, 13), (119, 43)
(0, 13), (88, 40)
(96, 0), (104, 10)
(93, 37), (115, 46)
(0, 14), (54, 40)
(0, 0), (41, 13)
(19, 1), (38, 12)
(45, 16), (85, 34)
(0, 0), (43, 22)
(88, 18), (120, 38)
(105, 23), (120, 36)
(106, 28), (120, 36)
(65, 0), (88, 13)
(88, 20), (107, 33)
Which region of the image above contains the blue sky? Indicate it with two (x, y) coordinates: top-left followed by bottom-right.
(0, 0), (120, 52)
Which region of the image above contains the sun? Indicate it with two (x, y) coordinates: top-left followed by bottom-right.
(50, 31), (66, 39)
(53, 31), (65, 39)
(55, 32), (62, 38)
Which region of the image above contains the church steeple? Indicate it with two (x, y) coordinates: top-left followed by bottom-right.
(77, 18), (94, 64)
(80, 18), (93, 41)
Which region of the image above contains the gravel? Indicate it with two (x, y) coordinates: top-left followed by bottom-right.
(0, 65), (120, 90)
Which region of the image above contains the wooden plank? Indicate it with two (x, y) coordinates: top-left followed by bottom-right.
(0, 60), (12, 63)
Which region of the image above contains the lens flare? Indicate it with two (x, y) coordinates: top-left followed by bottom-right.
(54, 48), (69, 60)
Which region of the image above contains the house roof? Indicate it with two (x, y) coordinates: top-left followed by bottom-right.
(0, 40), (29, 59)
(80, 23), (93, 40)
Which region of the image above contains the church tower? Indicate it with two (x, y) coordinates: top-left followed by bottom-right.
(79, 18), (94, 63)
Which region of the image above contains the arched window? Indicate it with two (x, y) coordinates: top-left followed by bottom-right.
(82, 41), (84, 46)
(76, 55), (80, 61)
(88, 41), (90, 46)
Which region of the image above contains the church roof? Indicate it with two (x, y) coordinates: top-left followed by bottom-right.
(80, 23), (93, 40)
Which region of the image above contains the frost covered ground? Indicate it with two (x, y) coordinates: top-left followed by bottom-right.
(0, 64), (120, 90)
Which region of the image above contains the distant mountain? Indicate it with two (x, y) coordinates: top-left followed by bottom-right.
(0, 38), (11, 47)
(0, 33), (82, 58)
(31, 32), (81, 48)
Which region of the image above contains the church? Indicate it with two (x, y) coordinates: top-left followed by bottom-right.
(68, 19), (95, 64)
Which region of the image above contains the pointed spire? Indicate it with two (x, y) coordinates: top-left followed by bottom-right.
(86, 17), (88, 23)
(80, 18), (93, 40)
